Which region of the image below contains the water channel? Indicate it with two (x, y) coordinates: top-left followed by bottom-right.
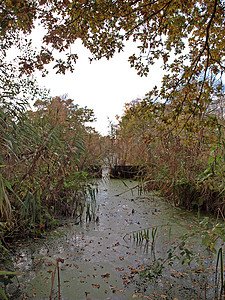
(3, 177), (223, 299)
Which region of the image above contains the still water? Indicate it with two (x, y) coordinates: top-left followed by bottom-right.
(4, 178), (222, 299)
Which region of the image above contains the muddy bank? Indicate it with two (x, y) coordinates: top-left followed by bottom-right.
(1, 179), (221, 299)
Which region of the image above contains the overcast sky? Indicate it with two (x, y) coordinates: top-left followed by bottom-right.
(36, 39), (164, 135)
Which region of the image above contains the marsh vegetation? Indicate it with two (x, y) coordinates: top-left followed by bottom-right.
(0, 0), (225, 298)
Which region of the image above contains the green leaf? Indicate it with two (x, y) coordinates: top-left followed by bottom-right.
(0, 287), (8, 300)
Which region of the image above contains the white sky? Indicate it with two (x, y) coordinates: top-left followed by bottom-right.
(36, 39), (164, 135)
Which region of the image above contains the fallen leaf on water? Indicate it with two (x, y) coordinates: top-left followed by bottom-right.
(194, 269), (203, 273)
(47, 269), (52, 273)
(64, 280), (70, 283)
(73, 264), (79, 268)
(132, 295), (138, 298)
(119, 256), (124, 260)
(101, 273), (110, 278)
(160, 295), (167, 299)
(123, 279), (130, 285)
(113, 242), (120, 247)
(119, 289), (125, 292)
(92, 284), (100, 288)
(171, 273), (181, 278)
(127, 252), (135, 255)
(115, 267), (124, 272)
(193, 282), (198, 286)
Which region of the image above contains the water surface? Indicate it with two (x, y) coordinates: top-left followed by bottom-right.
(4, 179), (220, 299)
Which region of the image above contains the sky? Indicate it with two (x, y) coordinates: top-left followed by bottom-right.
(36, 39), (164, 135)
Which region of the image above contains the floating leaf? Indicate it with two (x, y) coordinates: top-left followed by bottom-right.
(101, 273), (110, 278)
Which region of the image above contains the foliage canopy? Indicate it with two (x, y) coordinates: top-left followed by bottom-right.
(1, 0), (224, 126)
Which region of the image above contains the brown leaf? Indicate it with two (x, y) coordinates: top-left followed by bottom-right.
(101, 273), (110, 278)
(123, 279), (130, 285)
(171, 273), (181, 278)
(115, 267), (124, 271)
(113, 242), (120, 247)
(92, 284), (100, 288)
(47, 269), (52, 273)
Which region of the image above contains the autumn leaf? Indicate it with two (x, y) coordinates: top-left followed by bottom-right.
(123, 279), (130, 285)
(101, 273), (110, 278)
(115, 267), (124, 271)
(92, 284), (100, 289)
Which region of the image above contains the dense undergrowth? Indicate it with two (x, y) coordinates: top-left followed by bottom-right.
(0, 95), (103, 247)
(114, 98), (225, 216)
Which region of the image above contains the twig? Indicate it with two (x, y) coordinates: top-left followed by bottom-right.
(114, 184), (139, 196)
(49, 265), (57, 300)
(197, 281), (207, 300)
